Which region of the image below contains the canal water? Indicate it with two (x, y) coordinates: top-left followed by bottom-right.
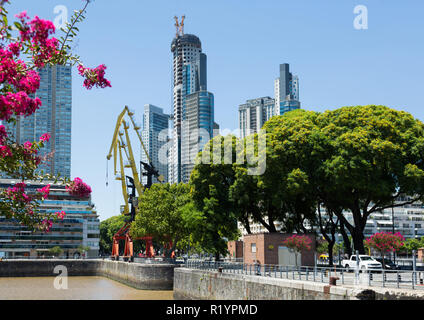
(0, 276), (174, 300)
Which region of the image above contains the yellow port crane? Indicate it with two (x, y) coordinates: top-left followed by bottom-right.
(106, 106), (164, 261)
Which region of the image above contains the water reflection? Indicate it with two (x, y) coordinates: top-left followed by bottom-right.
(0, 276), (174, 300)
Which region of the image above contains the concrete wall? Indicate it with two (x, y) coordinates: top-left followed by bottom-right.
(0, 259), (178, 290)
(173, 268), (424, 300)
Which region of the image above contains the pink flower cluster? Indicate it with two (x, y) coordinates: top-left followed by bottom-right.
(66, 177), (92, 198)
(5, 183), (32, 204)
(0, 91), (42, 121)
(366, 232), (405, 253)
(37, 184), (51, 199)
(283, 235), (312, 252)
(0, 47), (42, 122)
(39, 133), (51, 142)
(41, 219), (53, 233)
(0, 125), (6, 144)
(0, 145), (12, 157)
(55, 211), (66, 220)
(78, 64), (111, 90)
(15, 12), (59, 68)
(0, 48), (41, 92)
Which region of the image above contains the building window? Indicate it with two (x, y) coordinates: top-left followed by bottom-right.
(251, 243), (256, 253)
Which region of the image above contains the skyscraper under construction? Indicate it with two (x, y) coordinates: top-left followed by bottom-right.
(169, 17), (215, 183)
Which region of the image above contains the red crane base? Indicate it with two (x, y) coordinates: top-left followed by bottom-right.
(110, 222), (155, 261)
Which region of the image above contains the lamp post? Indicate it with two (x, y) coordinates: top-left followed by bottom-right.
(392, 205), (396, 264)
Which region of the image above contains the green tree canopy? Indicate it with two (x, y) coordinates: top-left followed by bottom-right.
(48, 246), (63, 257)
(263, 106), (424, 253)
(190, 135), (241, 259)
(130, 183), (196, 257)
(99, 215), (127, 254)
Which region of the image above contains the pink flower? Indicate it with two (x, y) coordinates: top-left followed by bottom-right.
(40, 133), (51, 142)
(55, 211), (66, 220)
(0, 145), (12, 157)
(8, 42), (21, 56)
(66, 177), (92, 198)
(41, 219), (53, 233)
(78, 64), (111, 90)
(37, 184), (51, 199)
(0, 125), (7, 143)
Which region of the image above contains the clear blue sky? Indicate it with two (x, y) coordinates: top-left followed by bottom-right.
(6, 0), (424, 221)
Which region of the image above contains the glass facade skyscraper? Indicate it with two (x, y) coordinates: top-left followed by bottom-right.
(170, 32), (214, 183)
(274, 63), (300, 115)
(238, 63), (300, 138)
(3, 65), (72, 178)
(141, 104), (170, 185)
(181, 90), (214, 183)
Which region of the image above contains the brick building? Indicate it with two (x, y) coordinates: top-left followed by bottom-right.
(227, 240), (243, 260)
(243, 233), (316, 266)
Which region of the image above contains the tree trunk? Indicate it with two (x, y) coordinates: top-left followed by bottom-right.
(381, 253), (385, 269)
(352, 228), (365, 254)
(339, 221), (352, 256)
(328, 241), (335, 266)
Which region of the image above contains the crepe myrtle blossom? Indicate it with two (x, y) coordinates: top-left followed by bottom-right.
(39, 133), (50, 142)
(0, 125), (7, 143)
(283, 235), (312, 252)
(0, 0), (105, 231)
(0, 145), (12, 157)
(55, 211), (66, 220)
(66, 177), (92, 198)
(41, 218), (53, 232)
(37, 184), (51, 199)
(78, 64), (112, 90)
(366, 232), (405, 253)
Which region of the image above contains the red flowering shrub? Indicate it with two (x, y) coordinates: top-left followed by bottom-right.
(283, 235), (312, 252)
(366, 232), (404, 254)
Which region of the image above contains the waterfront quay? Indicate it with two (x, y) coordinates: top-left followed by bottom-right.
(2, 258), (424, 300)
(0, 259), (177, 290)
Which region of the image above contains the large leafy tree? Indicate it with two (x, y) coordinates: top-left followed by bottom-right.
(130, 183), (197, 258)
(263, 106), (424, 254)
(315, 106), (424, 254)
(190, 135), (241, 259)
(231, 110), (319, 234)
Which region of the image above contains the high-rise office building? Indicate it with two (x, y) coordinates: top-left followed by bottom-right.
(141, 104), (170, 185)
(274, 63), (300, 115)
(239, 97), (275, 139)
(238, 64), (301, 138)
(181, 90), (214, 183)
(169, 27), (214, 183)
(3, 65), (72, 178)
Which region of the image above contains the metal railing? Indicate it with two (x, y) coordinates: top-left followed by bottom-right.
(185, 259), (424, 290)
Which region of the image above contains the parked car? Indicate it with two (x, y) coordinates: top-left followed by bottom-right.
(373, 257), (399, 270)
(342, 255), (382, 272)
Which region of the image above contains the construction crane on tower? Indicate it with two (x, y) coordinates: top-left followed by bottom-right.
(106, 106), (164, 261)
(174, 15), (185, 37)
